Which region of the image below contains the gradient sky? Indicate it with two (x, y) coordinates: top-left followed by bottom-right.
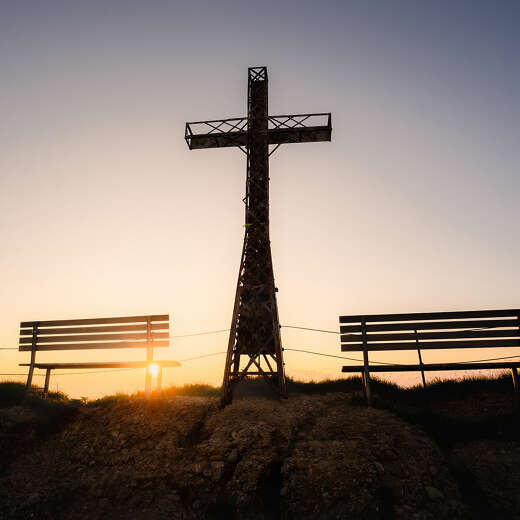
(1, 1), (519, 398)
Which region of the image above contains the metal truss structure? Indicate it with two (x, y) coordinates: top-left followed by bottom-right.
(185, 113), (331, 151)
(185, 67), (332, 403)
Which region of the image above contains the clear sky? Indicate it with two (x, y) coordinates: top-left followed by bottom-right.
(1, 1), (519, 398)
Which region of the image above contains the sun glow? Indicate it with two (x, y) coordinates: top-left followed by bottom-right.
(148, 363), (159, 377)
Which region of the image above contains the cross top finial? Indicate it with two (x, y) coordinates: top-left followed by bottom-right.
(248, 67), (267, 82)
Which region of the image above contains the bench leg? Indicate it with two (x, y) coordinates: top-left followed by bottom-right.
(43, 369), (51, 398)
(145, 369), (151, 400)
(361, 320), (372, 406)
(157, 367), (163, 397)
(512, 367), (519, 392)
(24, 327), (39, 399)
(25, 365), (35, 395)
(363, 351), (372, 407)
(24, 346), (37, 398)
(417, 348), (426, 387)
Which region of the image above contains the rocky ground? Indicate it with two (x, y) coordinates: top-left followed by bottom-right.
(0, 388), (519, 519)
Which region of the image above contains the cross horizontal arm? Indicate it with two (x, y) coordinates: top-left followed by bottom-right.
(185, 113), (331, 150)
(185, 117), (248, 150)
(268, 112), (331, 145)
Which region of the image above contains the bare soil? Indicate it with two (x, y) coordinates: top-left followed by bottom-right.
(0, 390), (518, 519)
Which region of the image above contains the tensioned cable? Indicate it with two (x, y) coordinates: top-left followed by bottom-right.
(0, 353), (230, 377)
(179, 351), (227, 362)
(1, 322), (512, 348)
(2, 351), (519, 378)
(281, 323), (518, 337)
(2, 321), (519, 377)
(174, 329), (230, 338)
(281, 325), (339, 334)
(284, 347), (389, 364)
(284, 348), (520, 366)
(0, 373), (44, 376)
(0, 368), (138, 377)
(54, 368), (138, 375)
(458, 354), (520, 363)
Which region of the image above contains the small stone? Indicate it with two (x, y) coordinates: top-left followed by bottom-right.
(211, 462), (225, 480)
(425, 486), (443, 501)
(384, 448), (399, 461)
(373, 461), (385, 473)
(228, 449), (239, 463)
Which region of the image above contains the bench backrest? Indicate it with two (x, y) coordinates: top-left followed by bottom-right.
(340, 309), (520, 353)
(19, 315), (169, 352)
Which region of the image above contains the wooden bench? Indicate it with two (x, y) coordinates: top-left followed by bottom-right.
(19, 314), (180, 398)
(339, 309), (520, 405)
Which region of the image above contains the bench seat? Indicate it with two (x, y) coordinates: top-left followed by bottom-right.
(20, 361), (181, 369)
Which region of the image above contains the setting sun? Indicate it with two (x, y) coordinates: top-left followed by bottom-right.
(148, 363), (159, 377)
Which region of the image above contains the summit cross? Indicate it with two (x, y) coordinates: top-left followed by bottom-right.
(185, 66), (332, 402)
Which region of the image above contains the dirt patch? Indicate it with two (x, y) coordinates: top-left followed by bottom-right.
(0, 393), (470, 519)
(281, 394), (465, 519)
(430, 390), (517, 420)
(449, 439), (520, 518)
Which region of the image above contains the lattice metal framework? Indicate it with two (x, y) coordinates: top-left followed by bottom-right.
(185, 67), (331, 402)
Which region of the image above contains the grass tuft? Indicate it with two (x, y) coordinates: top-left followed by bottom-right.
(162, 383), (221, 398)
(0, 381), (71, 408)
(286, 375), (401, 395)
(0, 382), (80, 468)
(384, 373), (515, 402)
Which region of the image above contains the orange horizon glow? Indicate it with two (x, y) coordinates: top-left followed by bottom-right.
(1, 2), (519, 399)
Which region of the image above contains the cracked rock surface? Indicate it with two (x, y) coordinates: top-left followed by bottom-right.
(0, 394), (469, 519)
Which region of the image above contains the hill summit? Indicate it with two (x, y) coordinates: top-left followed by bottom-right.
(0, 378), (519, 519)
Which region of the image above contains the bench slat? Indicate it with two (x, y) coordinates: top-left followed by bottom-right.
(340, 318), (519, 333)
(19, 332), (168, 344)
(341, 329), (520, 343)
(20, 314), (169, 328)
(342, 362), (520, 372)
(19, 340), (169, 352)
(341, 338), (520, 352)
(18, 323), (169, 335)
(340, 309), (519, 323)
